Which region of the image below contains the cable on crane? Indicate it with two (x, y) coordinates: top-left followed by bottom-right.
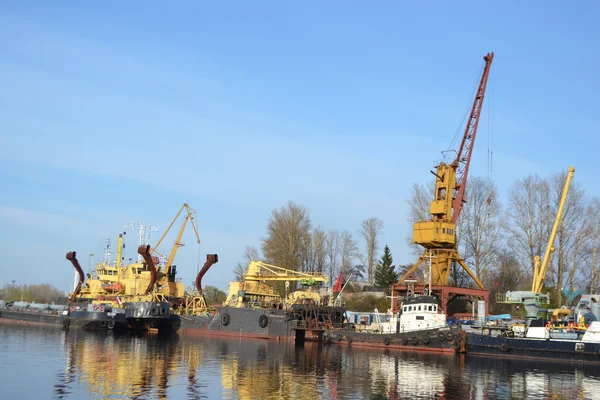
(447, 61), (487, 159)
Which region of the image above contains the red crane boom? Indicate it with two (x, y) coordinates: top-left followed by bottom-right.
(451, 52), (494, 224)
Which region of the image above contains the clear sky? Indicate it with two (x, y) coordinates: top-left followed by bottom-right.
(1, 2), (598, 293)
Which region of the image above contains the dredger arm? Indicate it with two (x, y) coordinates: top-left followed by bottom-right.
(66, 251), (85, 303)
(138, 245), (158, 295)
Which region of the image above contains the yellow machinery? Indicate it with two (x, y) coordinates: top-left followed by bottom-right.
(398, 53), (494, 288)
(224, 261), (328, 308)
(75, 203), (201, 305)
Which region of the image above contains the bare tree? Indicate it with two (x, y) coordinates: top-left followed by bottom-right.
(244, 246), (261, 263)
(458, 177), (502, 285)
(325, 229), (340, 285)
(405, 182), (435, 256)
(506, 174), (552, 278)
(261, 201), (312, 270)
(313, 227), (327, 274)
(339, 230), (360, 279)
(584, 198), (600, 293)
(359, 217), (384, 284)
(233, 262), (246, 282)
(299, 233), (315, 272)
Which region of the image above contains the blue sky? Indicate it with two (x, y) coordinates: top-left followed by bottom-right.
(1, 2), (599, 293)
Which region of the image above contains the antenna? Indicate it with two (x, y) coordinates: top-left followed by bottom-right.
(102, 239), (111, 265)
(125, 222), (159, 263)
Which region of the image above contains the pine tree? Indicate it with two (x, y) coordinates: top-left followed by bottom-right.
(374, 245), (398, 293)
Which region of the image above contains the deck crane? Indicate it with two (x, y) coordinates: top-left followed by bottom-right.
(224, 261), (329, 308)
(151, 203), (201, 281)
(397, 52), (494, 289)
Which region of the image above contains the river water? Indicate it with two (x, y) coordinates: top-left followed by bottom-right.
(1, 324), (599, 399)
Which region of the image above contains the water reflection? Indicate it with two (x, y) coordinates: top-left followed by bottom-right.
(2, 324), (600, 399)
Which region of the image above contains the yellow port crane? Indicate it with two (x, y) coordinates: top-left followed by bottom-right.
(397, 52), (494, 289)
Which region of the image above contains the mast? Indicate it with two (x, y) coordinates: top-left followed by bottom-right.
(125, 222), (158, 263)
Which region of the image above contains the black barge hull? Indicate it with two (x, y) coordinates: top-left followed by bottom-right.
(466, 333), (600, 363)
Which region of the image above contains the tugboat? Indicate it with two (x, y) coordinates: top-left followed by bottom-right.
(323, 290), (464, 353)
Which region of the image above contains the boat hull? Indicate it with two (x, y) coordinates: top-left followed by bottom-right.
(179, 307), (294, 340)
(124, 302), (180, 334)
(67, 310), (128, 331)
(466, 332), (600, 363)
(0, 308), (65, 327)
(323, 326), (464, 354)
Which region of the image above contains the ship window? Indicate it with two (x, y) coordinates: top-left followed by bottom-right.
(418, 306), (422, 311)
(428, 305), (432, 311)
(434, 305), (437, 311)
(409, 306), (412, 311)
(416, 316), (424, 320)
(442, 228), (446, 234)
(403, 306), (407, 312)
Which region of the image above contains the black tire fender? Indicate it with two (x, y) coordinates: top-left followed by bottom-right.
(446, 333), (454, 342)
(159, 306), (168, 316)
(422, 335), (430, 345)
(346, 336), (353, 344)
(336, 334), (343, 342)
(259, 314), (269, 328)
(500, 342), (509, 352)
(454, 340), (461, 351)
(150, 307), (159, 316)
(100, 320), (107, 328)
(221, 313), (231, 326)
(411, 336), (419, 345)
(402, 336), (409, 345)
(107, 320), (115, 330)
(383, 337), (390, 346)
(438, 331), (446, 341)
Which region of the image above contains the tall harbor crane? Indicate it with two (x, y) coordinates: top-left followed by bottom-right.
(397, 52), (494, 289)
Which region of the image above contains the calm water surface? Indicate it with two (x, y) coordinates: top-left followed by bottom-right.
(1, 324), (599, 399)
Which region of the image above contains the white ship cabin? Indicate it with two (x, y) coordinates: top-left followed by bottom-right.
(399, 295), (447, 333)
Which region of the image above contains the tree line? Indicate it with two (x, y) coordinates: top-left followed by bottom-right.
(0, 284), (66, 304)
(233, 201), (402, 291)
